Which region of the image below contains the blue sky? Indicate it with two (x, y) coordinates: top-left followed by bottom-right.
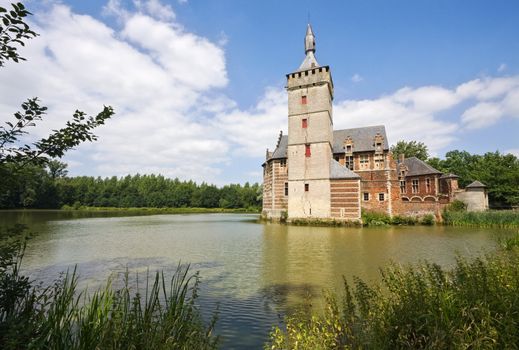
(1, 0), (518, 184)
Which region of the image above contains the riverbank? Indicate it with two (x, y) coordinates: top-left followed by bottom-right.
(0, 206), (261, 214)
(442, 209), (519, 229)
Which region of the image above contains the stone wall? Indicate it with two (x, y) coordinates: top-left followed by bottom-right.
(262, 159), (288, 219)
(454, 189), (489, 211)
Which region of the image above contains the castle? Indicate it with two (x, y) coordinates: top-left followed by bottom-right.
(261, 25), (488, 222)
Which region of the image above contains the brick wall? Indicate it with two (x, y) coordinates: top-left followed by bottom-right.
(330, 179), (360, 220)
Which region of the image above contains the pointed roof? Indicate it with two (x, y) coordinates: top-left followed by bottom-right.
(298, 24), (319, 71)
(466, 180), (487, 188)
(330, 159), (361, 179)
(440, 173), (459, 179)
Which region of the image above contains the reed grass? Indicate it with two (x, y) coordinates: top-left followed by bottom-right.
(0, 225), (218, 350)
(267, 239), (519, 349)
(442, 209), (519, 228)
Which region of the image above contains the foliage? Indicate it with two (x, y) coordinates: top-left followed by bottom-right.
(442, 209), (519, 229)
(267, 249), (519, 349)
(429, 150), (519, 208)
(446, 199), (467, 212)
(390, 140), (429, 161)
(0, 166), (262, 210)
(0, 2), (37, 67)
(361, 211), (431, 226)
(0, 225), (218, 349)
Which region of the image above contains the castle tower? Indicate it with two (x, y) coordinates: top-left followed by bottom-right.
(286, 24), (334, 218)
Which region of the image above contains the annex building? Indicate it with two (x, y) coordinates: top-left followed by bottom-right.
(261, 25), (488, 222)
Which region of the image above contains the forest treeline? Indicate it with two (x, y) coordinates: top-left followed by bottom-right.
(0, 162), (262, 210)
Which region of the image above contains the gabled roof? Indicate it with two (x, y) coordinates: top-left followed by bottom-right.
(332, 125), (389, 153)
(268, 125), (390, 161)
(330, 159), (361, 179)
(466, 180), (487, 188)
(403, 157), (442, 176)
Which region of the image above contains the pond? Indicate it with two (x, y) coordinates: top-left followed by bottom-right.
(0, 210), (513, 349)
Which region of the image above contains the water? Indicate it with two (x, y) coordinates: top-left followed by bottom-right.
(0, 210), (513, 349)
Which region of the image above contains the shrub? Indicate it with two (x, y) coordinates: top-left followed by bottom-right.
(420, 214), (435, 225)
(267, 250), (519, 349)
(447, 200), (467, 212)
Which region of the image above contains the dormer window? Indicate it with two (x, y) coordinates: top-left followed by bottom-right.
(346, 145), (352, 153)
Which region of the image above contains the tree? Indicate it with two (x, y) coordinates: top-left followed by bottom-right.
(0, 2), (114, 205)
(0, 2), (36, 66)
(390, 140), (429, 161)
(46, 160), (68, 179)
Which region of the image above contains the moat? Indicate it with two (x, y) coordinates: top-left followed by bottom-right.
(0, 211), (513, 349)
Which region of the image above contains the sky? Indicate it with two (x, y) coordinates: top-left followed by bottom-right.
(1, 0), (518, 185)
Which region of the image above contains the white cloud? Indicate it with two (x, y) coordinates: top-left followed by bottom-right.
(461, 102), (503, 129)
(351, 73), (363, 83)
(498, 63), (507, 72)
(0, 1), (229, 182)
(1, 0), (518, 184)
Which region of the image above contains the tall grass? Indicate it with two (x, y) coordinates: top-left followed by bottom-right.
(0, 225), (218, 350)
(267, 238), (519, 349)
(442, 209), (519, 228)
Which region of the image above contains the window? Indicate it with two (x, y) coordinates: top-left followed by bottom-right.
(375, 142), (382, 152)
(412, 179), (419, 193)
(426, 178), (431, 193)
(374, 153), (384, 169)
(284, 182), (288, 196)
(378, 193), (385, 201)
(345, 144), (352, 153)
(363, 192), (369, 201)
(400, 180), (406, 194)
(360, 154), (369, 169)
(305, 144), (311, 157)
(305, 183), (309, 192)
(301, 95), (307, 105)
(280, 159), (286, 168)
(345, 155), (353, 170)
(302, 118), (308, 128)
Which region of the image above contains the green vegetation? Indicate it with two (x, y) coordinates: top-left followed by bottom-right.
(0, 225), (218, 350)
(60, 205), (259, 214)
(427, 150), (519, 208)
(361, 211), (435, 226)
(442, 209), (519, 229)
(0, 164), (262, 211)
(390, 140), (429, 161)
(267, 237), (519, 349)
(289, 218), (361, 227)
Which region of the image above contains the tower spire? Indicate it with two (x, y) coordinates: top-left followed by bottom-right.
(305, 23), (315, 54)
(298, 23), (319, 71)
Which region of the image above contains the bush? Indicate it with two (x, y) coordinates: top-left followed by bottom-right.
(447, 200), (467, 212)
(267, 249), (519, 349)
(420, 214), (435, 225)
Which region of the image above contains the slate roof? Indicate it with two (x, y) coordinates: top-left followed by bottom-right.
(466, 180), (487, 188)
(269, 125), (390, 160)
(403, 157), (442, 176)
(330, 159), (361, 179)
(270, 135), (288, 160)
(332, 125), (389, 153)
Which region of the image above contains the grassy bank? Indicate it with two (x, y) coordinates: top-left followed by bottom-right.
(362, 211), (435, 226)
(442, 209), (519, 229)
(60, 205), (260, 214)
(0, 225), (218, 349)
(267, 235), (519, 349)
